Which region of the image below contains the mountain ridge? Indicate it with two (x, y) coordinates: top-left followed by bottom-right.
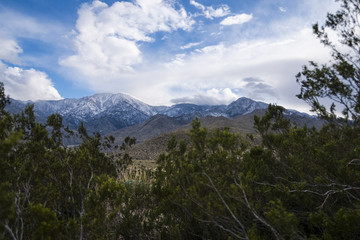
(6, 93), (314, 136)
(6, 93), (270, 130)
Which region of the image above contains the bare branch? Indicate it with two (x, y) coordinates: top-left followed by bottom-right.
(4, 222), (17, 240)
(234, 177), (284, 240)
(347, 159), (360, 166)
(173, 201), (247, 240)
(202, 170), (249, 240)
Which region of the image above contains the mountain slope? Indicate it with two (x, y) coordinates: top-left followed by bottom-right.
(111, 114), (186, 144)
(8, 93), (159, 133)
(125, 109), (325, 161)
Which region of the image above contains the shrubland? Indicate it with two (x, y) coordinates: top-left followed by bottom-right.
(2, 0), (360, 239)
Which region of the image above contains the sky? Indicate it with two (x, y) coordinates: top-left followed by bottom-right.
(0, 0), (340, 112)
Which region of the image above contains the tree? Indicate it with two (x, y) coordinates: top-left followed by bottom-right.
(151, 106), (360, 239)
(152, 6), (360, 233)
(0, 82), (150, 239)
(296, 0), (360, 123)
(152, 119), (297, 239)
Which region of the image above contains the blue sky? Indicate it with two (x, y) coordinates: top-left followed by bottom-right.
(0, 0), (339, 111)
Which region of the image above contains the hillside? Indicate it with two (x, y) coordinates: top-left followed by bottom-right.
(124, 109), (325, 161)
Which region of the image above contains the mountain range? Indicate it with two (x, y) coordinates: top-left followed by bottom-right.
(6, 93), (271, 133)
(6, 93), (321, 147)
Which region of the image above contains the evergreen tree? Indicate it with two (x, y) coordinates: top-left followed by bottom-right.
(296, 0), (360, 123)
(0, 82), (151, 239)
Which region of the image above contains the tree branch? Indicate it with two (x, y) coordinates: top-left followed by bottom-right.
(4, 222), (17, 240)
(202, 170), (249, 240)
(234, 177), (284, 240)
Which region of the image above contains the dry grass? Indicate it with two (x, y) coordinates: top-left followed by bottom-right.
(132, 159), (157, 169)
(117, 160), (157, 182)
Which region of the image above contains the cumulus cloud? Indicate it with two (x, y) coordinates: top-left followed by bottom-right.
(220, 13), (253, 25)
(190, 0), (230, 19)
(0, 62), (62, 101)
(60, 0), (194, 83)
(0, 35), (62, 101)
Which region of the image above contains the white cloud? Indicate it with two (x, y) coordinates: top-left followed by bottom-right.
(180, 41), (203, 50)
(190, 0), (230, 19)
(0, 9), (65, 101)
(0, 62), (62, 101)
(279, 7), (287, 13)
(172, 88), (238, 105)
(0, 36), (23, 64)
(220, 13), (253, 26)
(60, 0), (194, 84)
